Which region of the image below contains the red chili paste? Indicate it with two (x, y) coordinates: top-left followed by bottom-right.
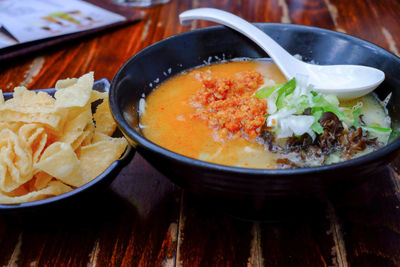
(190, 71), (267, 139)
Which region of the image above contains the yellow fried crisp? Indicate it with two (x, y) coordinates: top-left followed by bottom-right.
(78, 137), (127, 179)
(0, 72), (128, 204)
(36, 142), (85, 187)
(54, 72), (93, 108)
(93, 96), (117, 136)
(0, 181), (73, 204)
(0, 128), (33, 192)
(18, 124), (48, 163)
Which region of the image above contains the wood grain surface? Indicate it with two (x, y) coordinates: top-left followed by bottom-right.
(1, 0), (400, 266)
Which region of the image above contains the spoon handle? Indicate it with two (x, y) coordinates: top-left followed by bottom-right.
(179, 8), (297, 80)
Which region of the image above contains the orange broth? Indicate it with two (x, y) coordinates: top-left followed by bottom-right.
(139, 60), (287, 168)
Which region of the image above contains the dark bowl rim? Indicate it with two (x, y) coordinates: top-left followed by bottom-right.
(0, 79), (135, 210)
(110, 23), (400, 177)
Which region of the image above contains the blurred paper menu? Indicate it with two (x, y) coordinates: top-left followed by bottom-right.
(0, 0), (126, 49)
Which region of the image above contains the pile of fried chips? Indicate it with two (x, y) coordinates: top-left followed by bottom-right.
(0, 72), (127, 204)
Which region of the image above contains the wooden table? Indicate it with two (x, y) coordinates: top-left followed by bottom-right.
(1, 0), (400, 266)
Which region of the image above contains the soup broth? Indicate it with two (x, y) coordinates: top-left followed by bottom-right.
(137, 60), (391, 169)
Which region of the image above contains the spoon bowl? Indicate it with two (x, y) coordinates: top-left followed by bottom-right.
(110, 21), (400, 214)
(179, 8), (385, 99)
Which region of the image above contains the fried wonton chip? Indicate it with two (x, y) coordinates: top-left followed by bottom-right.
(78, 138), (127, 179)
(5, 182), (30, 197)
(0, 88), (62, 129)
(55, 77), (78, 90)
(74, 122), (95, 149)
(93, 97), (117, 136)
(91, 132), (113, 143)
(90, 90), (117, 135)
(90, 90), (107, 103)
(8, 87), (55, 111)
(0, 122), (22, 132)
(0, 110), (63, 129)
(36, 142), (86, 187)
(58, 107), (92, 145)
(0, 128), (33, 192)
(0, 181), (72, 204)
(55, 72), (94, 108)
(0, 87), (63, 129)
(33, 171), (53, 191)
(18, 124), (48, 163)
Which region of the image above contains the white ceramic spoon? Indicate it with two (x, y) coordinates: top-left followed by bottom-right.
(179, 8), (385, 99)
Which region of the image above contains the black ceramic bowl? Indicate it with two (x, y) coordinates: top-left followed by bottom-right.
(0, 79), (134, 212)
(110, 24), (400, 200)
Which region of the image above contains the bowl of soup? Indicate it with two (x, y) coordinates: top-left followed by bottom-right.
(110, 23), (400, 200)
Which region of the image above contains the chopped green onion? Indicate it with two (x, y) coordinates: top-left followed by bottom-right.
(311, 106), (324, 114)
(352, 109), (391, 132)
(352, 108), (361, 127)
(275, 93), (285, 110)
(362, 126), (392, 132)
(312, 94), (345, 120)
(282, 78), (296, 96)
(259, 74), (391, 141)
(324, 106), (345, 120)
(312, 110), (323, 120)
(255, 84), (281, 99)
(295, 95), (310, 114)
(310, 110), (324, 134)
(311, 122), (324, 134)
(276, 78), (296, 109)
